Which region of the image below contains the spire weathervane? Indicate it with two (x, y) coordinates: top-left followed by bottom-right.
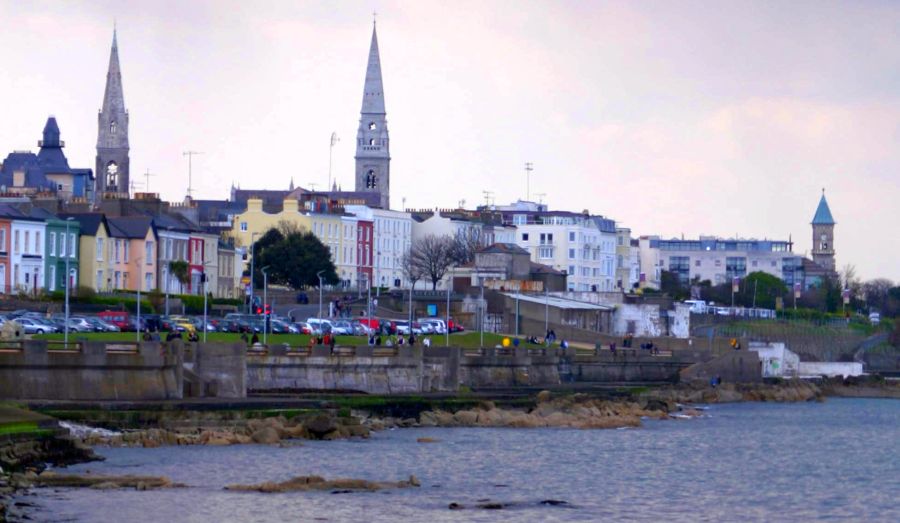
(373, 10), (377, 25)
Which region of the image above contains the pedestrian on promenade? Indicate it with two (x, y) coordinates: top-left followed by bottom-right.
(251, 332), (260, 345)
(329, 334), (336, 353)
(610, 342), (616, 355)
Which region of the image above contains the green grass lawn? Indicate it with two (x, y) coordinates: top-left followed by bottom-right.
(33, 330), (550, 349)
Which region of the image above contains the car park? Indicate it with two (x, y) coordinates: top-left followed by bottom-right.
(307, 318), (334, 334)
(418, 319), (446, 334)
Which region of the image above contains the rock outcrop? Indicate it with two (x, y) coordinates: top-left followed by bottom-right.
(225, 474), (420, 493)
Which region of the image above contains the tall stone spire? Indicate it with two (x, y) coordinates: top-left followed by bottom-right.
(811, 189), (836, 272)
(96, 26), (130, 196)
(354, 21), (391, 209)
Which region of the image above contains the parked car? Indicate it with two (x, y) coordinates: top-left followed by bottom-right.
(88, 317), (121, 332)
(418, 319), (447, 334)
(350, 321), (372, 336)
(98, 311), (132, 331)
(307, 318), (334, 334)
(65, 317), (96, 332)
(394, 321), (423, 335)
(447, 319), (465, 333)
(357, 317), (381, 333)
(15, 318), (55, 334)
(683, 300), (708, 314)
(332, 321), (353, 335)
(293, 322), (315, 335)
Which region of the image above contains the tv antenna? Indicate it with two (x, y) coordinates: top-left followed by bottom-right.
(143, 168), (155, 193)
(482, 190), (494, 207)
(183, 151), (203, 197)
(524, 162), (534, 201)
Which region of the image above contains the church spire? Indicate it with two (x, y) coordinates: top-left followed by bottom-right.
(360, 24), (386, 115)
(96, 26), (130, 195)
(354, 21), (391, 209)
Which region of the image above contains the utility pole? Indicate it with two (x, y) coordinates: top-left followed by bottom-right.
(328, 132), (339, 192)
(183, 151), (203, 198)
(525, 162), (534, 201)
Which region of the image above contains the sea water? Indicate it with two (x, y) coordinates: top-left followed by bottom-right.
(25, 398), (900, 522)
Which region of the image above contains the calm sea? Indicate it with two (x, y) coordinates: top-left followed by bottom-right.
(24, 398), (900, 522)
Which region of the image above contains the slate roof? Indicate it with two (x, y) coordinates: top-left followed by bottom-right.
(58, 213), (108, 236)
(151, 212), (200, 233)
(0, 117), (93, 192)
(478, 243), (529, 255)
(0, 203), (41, 221)
(529, 261), (566, 276)
(107, 216), (155, 239)
(811, 194), (835, 225)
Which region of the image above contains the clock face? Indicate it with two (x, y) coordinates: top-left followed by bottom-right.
(368, 122), (377, 131)
(820, 234), (827, 240)
(107, 162), (118, 176)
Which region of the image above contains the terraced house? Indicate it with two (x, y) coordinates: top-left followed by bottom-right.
(7, 206), (46, 294)
(60, 213), (109, 293)
(30, 208), (80, 292)
(106, 216), (156, 291)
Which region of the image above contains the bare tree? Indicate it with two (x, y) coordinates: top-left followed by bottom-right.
(862, 278), (894, 311)
(448, 226), (485, 266)
(412, 235), (454, 290)
(401, 250), (425, 291)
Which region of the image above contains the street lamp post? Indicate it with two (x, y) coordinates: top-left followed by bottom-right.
(261, 266), (270, 345)
(249, 232), (259, 314)
(136, 257), (143, 343)
(317, 270), (325, 319)
(479, 278), (485, 348)
(202, 260), (212, 342)
(445, 269), (452, 347)
(544, 286), (549, 337)
(64, 217), (74, 345)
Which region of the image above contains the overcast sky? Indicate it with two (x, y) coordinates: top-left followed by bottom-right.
(0, 0), (898, 281)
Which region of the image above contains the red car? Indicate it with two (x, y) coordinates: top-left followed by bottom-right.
(98, 311), (131, 331)
(358, 317), (381, 332)
(448, 319), (465, 333)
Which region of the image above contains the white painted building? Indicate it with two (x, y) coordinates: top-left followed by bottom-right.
(498, 210), (617, 292)
(11, 217), (46, 294)
(345, 205), (412, 289)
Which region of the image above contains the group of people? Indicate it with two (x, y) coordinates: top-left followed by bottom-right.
(143, 328), (199, 343)
(367, 333), (432, 347)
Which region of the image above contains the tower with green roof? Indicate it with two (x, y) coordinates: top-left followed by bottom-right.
(810, 190), (836, 272)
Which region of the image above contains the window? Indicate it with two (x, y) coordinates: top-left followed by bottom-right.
(668, 256), (691, 285)
(124, 241), (129, 263)
(368, 122), (377, 130)
(145, 272), (153, 292)
(0, 229), (5, 252)
(695, 259), (701, 267)
(35, 232), (40, 255)
(114, 240), (120, 262)
(521, 233), (529, 241)
(50, 233), (56, 256)
(146, 241), (153, 264)
(725, 257), (747, 279)
(240, 222), (248, 232)
(13, 231), (19, 254)
(96, 270), (103, 291)
(569, 231), (576, 242)
(24, 231), (30, 254)
(49, 266), (56, 292)
(568, 248), (575, 259)
(69, 234), (75, 257)
(60, 233), (66, 257)
(110, 121), (117, 134)
(96, 238), (104, 261)
(751, 260), (758, 267)
(538, 246), (553, 259)
(568, 265), (575, 275)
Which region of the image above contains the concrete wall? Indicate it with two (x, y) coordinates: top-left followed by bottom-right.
(798, 362), (864, 378)
(194, 343), (247, 398)
(681, 351), (763, 383)
(458, 347), (560, 389)
(0, 340), (182, 400)
(749, 342), (800, 378)
(246, 345), (434, 394)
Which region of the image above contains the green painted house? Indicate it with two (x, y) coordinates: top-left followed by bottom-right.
(32, 209), (80, 293)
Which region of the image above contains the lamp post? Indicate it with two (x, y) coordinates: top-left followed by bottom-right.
(249, 232), (259, 314)
(135, 257), (143, 343)
(261, 266), (270, 345)
(479, 278), (485, 348)
(544, 286), (549, 337)
(64, 217), (73, 345)
(317, 270), (325, 319)
(202, 260), (212, 342)
(445, 268), (452, 347)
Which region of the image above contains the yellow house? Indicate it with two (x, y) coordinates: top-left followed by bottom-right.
(60, 213), (110, 292)
(230, 198), (357, 286)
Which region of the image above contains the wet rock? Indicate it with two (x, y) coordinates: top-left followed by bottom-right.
(448, 502), (464, 510)
(416, 437), (439, 443)
(251, 427), (281, 445)
(540, 499), (568, 506)
(536, 390), (553, 403)
(34, 471), (178, 490)
(225, 474), (420, 493)
(305, 414), (338, 439)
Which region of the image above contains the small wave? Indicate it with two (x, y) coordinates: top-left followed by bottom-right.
(59, 421), (121, 439)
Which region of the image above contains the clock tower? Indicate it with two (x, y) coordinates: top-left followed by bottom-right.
(810, 190), (836, 272)
(354, 21), (390, 209)
(96, 28), (130, 197)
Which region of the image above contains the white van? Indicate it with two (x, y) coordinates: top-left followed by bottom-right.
(683, 300), (708, 314)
